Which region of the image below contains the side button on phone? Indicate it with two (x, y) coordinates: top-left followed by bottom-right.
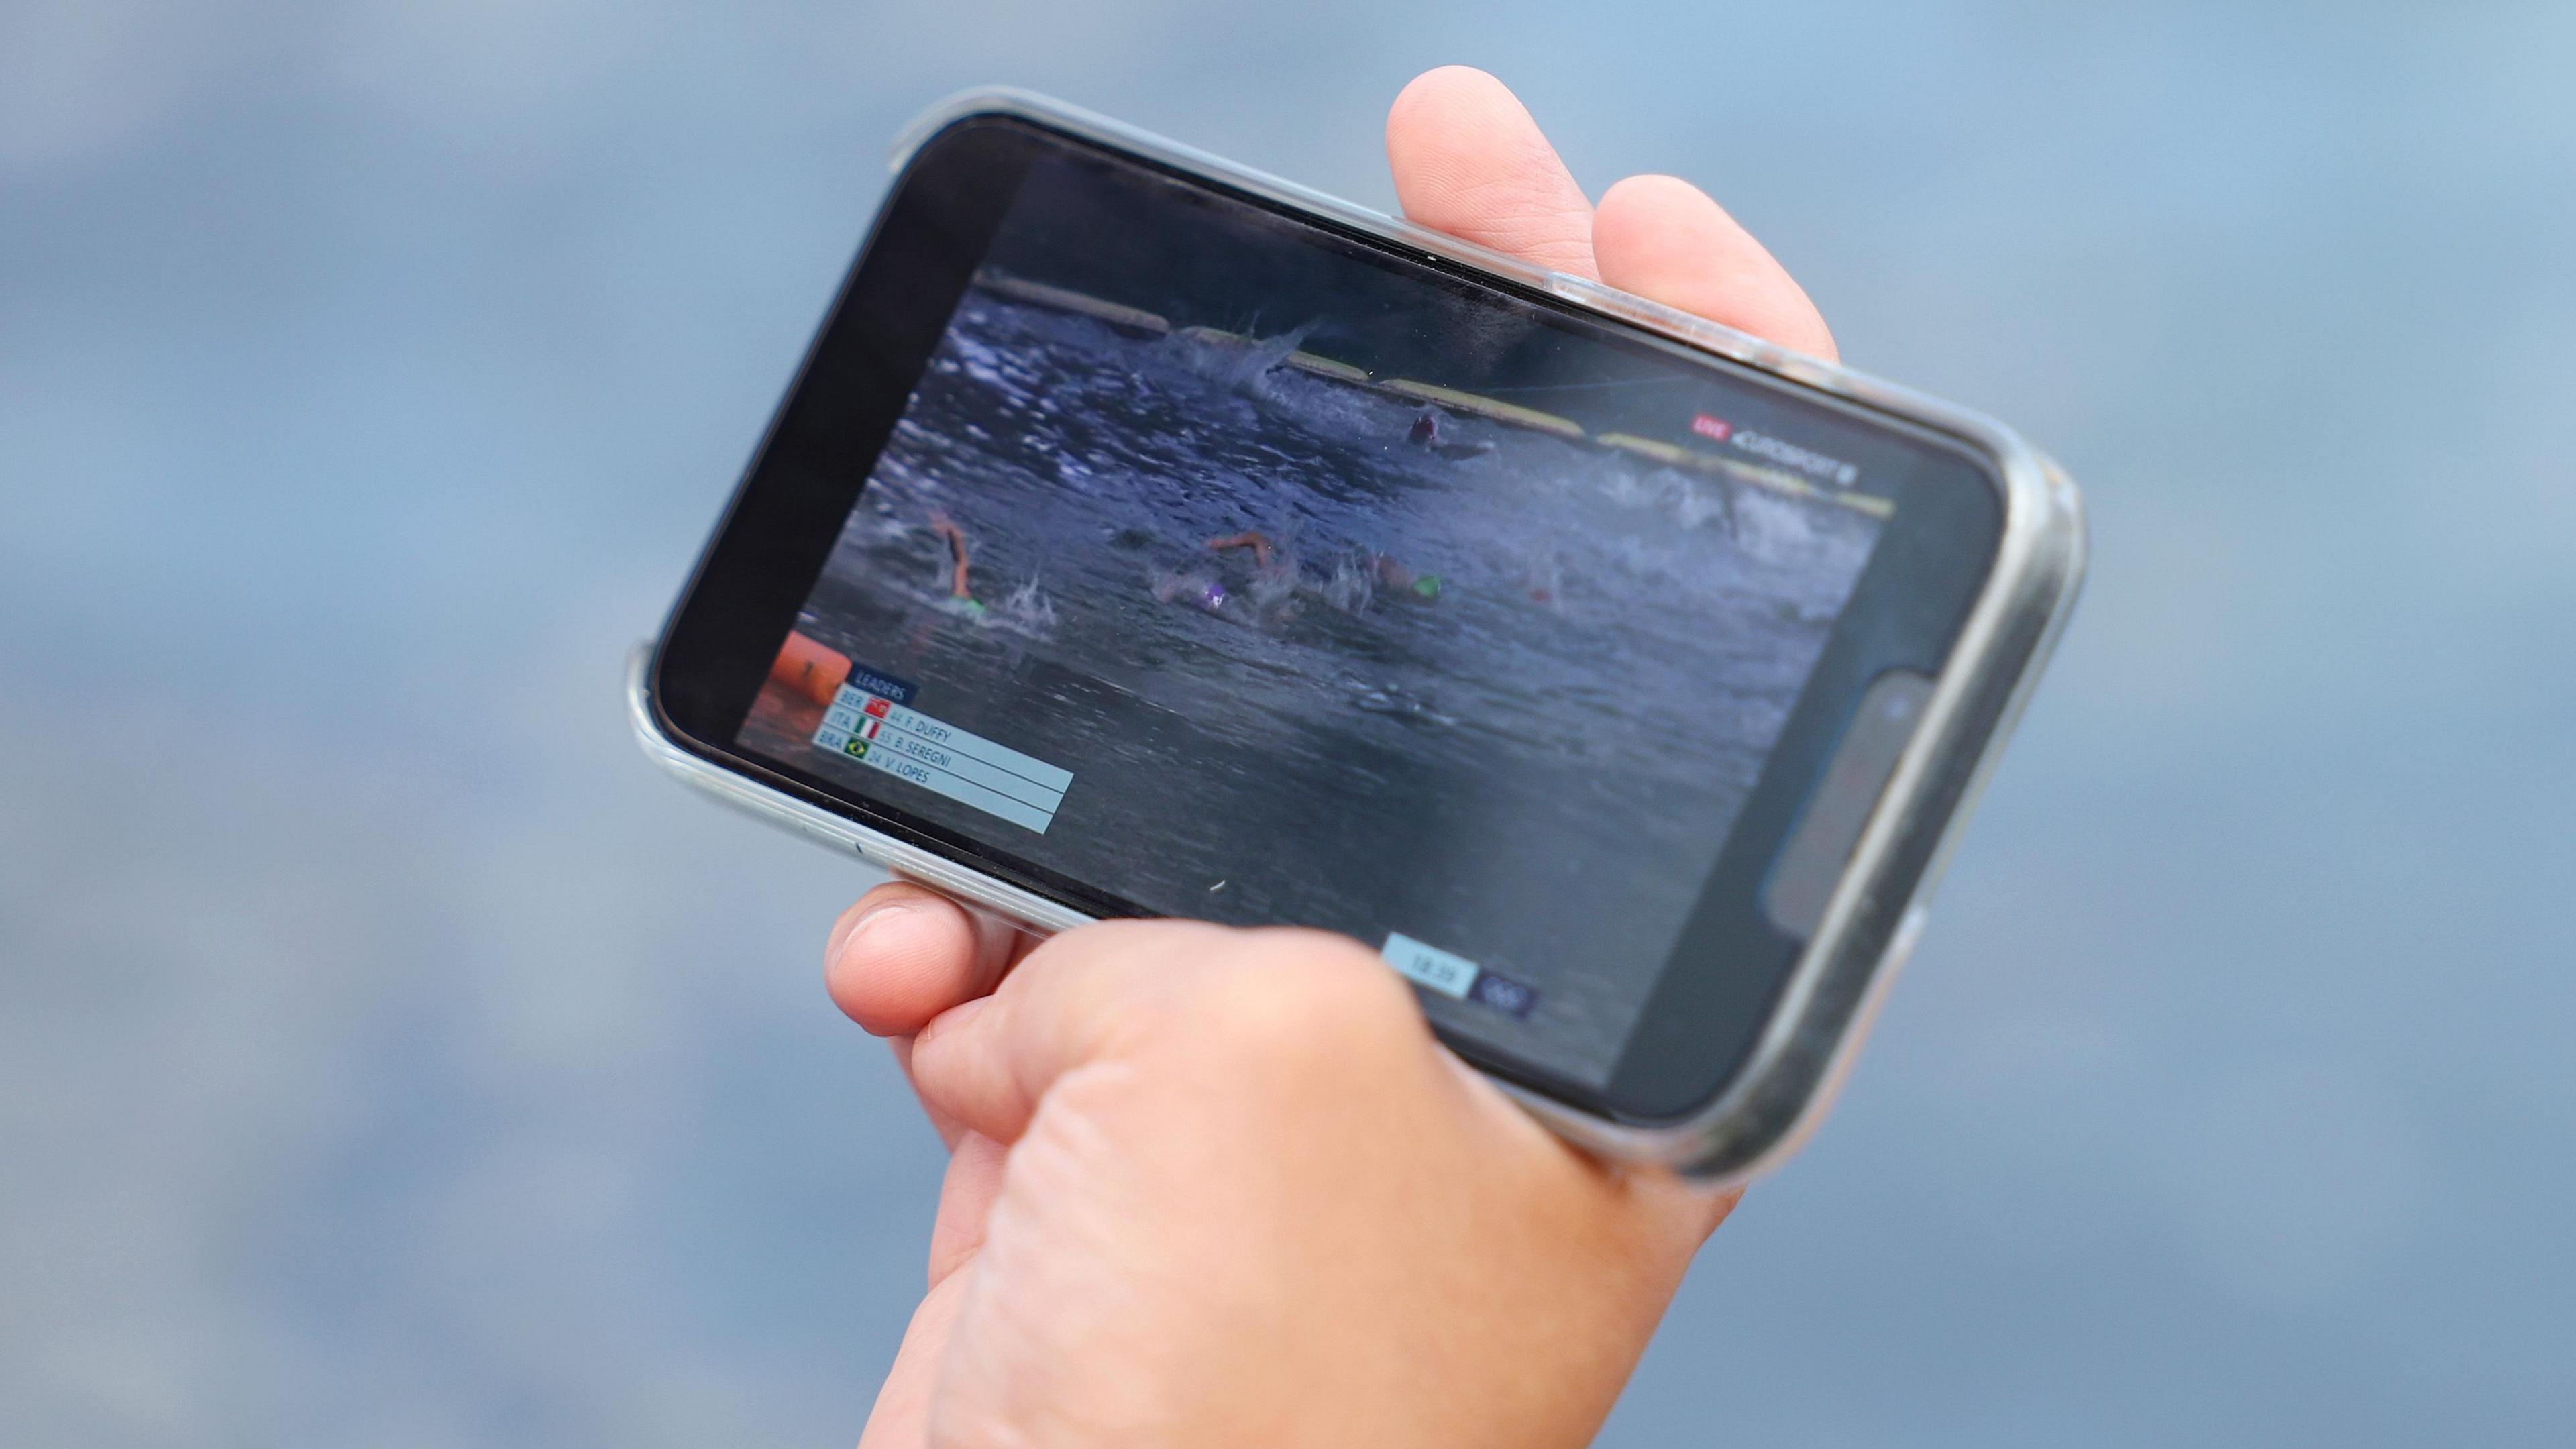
(1881, 904), (1932, 979)
(1762, 669), (1935, 940)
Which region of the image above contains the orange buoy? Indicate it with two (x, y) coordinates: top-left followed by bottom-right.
(769, 629), (852, 707)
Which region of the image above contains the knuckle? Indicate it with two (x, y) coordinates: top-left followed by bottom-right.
(1173, 930), (1418, 1067)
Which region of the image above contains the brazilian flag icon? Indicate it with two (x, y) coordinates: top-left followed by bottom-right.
(843, 737), (869, 759)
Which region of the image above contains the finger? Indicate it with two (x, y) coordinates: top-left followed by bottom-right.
(906, 920), (1195, 1144)
(889, 1036), (969, 1151)
(826, 881), (1026, 1038)
(855, 1258), (975, 1449)
(854, 1134), (1010, 1448)
(917, 918), (1350, 1144)
(1387, 66), (1597, 278)
(1592, 173), (1836, 361)
(926, 1130), (1008, 1287)
(853, 1137), (1008, 1448)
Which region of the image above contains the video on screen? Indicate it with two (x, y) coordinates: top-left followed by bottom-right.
(737, 152), (1891, 1085)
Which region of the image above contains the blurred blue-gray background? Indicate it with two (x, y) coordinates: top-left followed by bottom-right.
(5, 2), (2571, 1443)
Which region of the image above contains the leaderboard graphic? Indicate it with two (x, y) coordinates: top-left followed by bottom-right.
(808, 665), (1074, 834)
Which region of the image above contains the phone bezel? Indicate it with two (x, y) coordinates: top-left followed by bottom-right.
(641, 91), (2085, 1179)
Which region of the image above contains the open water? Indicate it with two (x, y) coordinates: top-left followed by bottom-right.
(743, 287), (1880, 1083)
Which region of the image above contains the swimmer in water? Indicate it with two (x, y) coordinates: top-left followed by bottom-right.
(1407, 407), (1497, 460)
(1152, 568), (1228, 614)
(1365, 550), (1444, 600)
(929, 512), (974, 600)
(1209, 531), (1439, 612)
(1205, 531), (1275, 570)
(1205, 530), (1307, 619)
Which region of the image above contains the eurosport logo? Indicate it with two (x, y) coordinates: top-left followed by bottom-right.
(1690, 413), (1858, 488)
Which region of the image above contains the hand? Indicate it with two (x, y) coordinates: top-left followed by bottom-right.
(1385, 66), (1834, 362)
(831, 66), (1833, 1449)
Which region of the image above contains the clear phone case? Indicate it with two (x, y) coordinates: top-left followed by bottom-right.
(633, 89), (2086, 1185)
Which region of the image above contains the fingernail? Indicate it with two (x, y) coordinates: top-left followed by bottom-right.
(915, 991), (989, 1048)
(831, 900), (920, 967)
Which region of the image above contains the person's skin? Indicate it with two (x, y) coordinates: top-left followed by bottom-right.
(827, 66), (1837, 1449)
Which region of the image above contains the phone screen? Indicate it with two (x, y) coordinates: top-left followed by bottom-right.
(720, 137), (1970, 1095)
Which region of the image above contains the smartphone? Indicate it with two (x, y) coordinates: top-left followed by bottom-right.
(633, 89), (2084, 1183)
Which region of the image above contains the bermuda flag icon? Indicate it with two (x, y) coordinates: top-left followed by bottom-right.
(1692, 412), (1733, 443)
(864, 696), (891, 718)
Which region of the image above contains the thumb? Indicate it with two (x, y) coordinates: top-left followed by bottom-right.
(906, 919), (1248, 1144)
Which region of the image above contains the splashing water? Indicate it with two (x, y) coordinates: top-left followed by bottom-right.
(1151, 567), (1228, 614)
(1322, 553), (1377, 615)
(1221, 320), (1319, 398)
(998, 575), (1059, 633)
